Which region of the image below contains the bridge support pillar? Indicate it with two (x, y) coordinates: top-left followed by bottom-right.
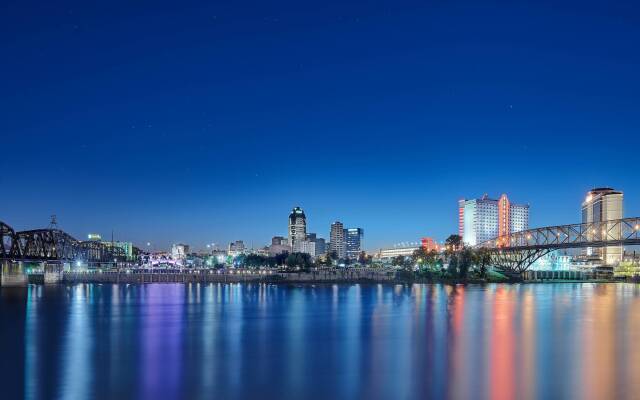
(43, 263), (63, 284)
(1, 261), (28, 287)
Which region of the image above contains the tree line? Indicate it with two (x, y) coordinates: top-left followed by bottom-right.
(394, 235), (493, 281)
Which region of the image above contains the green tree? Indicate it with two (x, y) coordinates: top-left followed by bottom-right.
(473, 248), (491, 279)
(392, 255), (406, 269)
(357, 251), (368, 265)
(324, 251), (337, 267)
(447, 254), (459, 278)
(411, 247), (429, 266)
(458, 248), (473, 280)
(445, 234), (463, 253)
(412, 247), (441, 272)
(274, 251), (289, 267)
(285, 252), (314, 271)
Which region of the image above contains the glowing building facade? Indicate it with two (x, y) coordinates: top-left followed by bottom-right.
(171, 243), (190, 259)
(288, 207), (307, 247)
(330, 221), (345, 259)
(421, 237), (439, 252)
(458, 194), (529, 246)
(345, 228), (364, 259)
(581, 187), (623, 265)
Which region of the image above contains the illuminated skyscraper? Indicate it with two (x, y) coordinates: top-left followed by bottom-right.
(581, 187), (623, 265)
(330, 221), (345, 259)
(288, 207), (307, 247)
(458, 194), (529, 246)
(345, 228), (364, 259)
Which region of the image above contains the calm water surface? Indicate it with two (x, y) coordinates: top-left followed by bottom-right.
(1, 283), (640, 400)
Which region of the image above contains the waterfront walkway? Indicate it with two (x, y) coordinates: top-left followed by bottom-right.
(61, 268), (397, 284)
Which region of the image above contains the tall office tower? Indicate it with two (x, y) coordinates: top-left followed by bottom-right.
(345, 228), (364, 259)
(330, 221), (345, 259)
(581, 187), (623, 265)
(315, 238), (326, 256)
(459, 194), (529, 246)
(288, 207), (307, 247)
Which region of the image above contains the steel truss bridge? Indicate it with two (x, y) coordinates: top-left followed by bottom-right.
(475, 217), (640, 274)
(0, 221), (125, 264)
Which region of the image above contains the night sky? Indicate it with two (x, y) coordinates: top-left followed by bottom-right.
(2, 0), (639, 251)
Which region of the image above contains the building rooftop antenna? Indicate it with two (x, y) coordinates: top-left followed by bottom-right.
(48, 214), (58, 229)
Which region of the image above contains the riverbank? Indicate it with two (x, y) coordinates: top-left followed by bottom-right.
(58, 269), (397, 285)
(23, 270), (625, 285)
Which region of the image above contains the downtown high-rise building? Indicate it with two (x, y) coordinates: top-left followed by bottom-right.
(581, 187), (623, 265)
(345, 228), (364, 259)
(305, 233), (326, 256)
(315, 238), (326, 256)
(329, 221), (345, 259)
(288, 207), (307, 247)
(458, 194), (529, 246)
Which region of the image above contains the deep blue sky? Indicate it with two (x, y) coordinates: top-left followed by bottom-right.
(2, 0), (639, 251)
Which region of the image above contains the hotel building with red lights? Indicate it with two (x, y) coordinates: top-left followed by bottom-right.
(458, 194), (529, 246)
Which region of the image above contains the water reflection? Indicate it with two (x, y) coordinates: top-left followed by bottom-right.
(2, 283), (640, 399)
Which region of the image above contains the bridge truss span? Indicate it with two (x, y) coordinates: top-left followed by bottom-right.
(1, 221), (21, 259)
(475, 217), (640, 274)
(0, 221), (127, 264)
(477, 217), (640, 251)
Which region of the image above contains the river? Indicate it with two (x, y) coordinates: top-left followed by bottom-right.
(1, 283), (639, 399)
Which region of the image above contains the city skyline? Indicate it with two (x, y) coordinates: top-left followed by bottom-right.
(3, 0), (640, 250)
(2, 185), (635, 253)
(3, 2), (640, 399)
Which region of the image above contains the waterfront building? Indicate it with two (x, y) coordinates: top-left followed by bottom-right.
(268, 244), (290, 256)
(228, 240), (245, 256)
(269, 236), (291, 256)
(330, 221), (346, 259)
(582, 187), (623, 265)
(87, 233), (102, 241)
(304, 233), (327, 256)
(288, 207), (307, 247)
(421, 237), (439, 252)
(376, 246), (419, 259)
(294, 240), (316, 257)
(345, 228), (364, 259)
(272, 236), (288, 246)
(458, 194), (529, 246)
(530, 251), (574, 271)
(171, 243), (190, 259)
(315, 238), (326, 256)
(100, 240), (134, 259)
(253, 247), (270, 257)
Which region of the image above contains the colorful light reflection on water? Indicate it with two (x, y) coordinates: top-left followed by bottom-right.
(2, 283), (640, 399)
